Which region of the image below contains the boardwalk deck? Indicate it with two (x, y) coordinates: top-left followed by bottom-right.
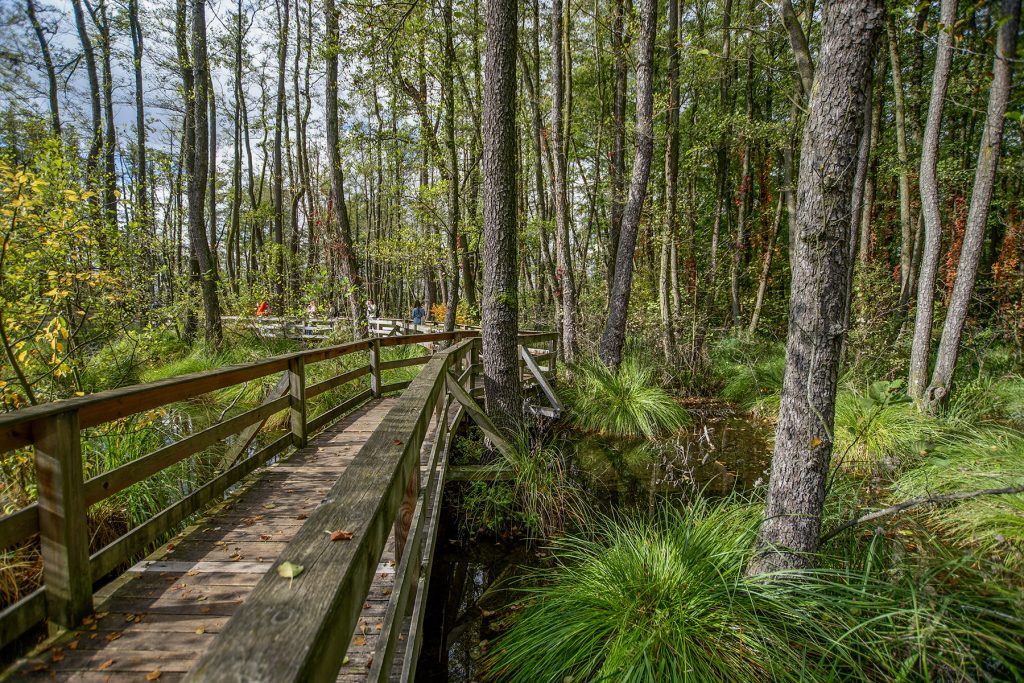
(4, 397), (437, 682)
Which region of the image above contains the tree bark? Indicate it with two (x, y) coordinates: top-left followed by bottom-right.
(660, 0), (680, 361)
(481, 0), (522, 434)
(925, 0), (1020, 409)
(26, 0), (61, 136)
(886, 14), (915, 310)
(551, 0), (579, 362)
(748, 0), (883, 575)
(325, 0), (367, 335)
(71, 0), (102, 193)
(908, 0), (957, 401)
(607, 0), (627, 292)
(599, 0), (657, 368)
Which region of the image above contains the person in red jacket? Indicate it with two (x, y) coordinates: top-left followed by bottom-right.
(255, 301), (269, 316)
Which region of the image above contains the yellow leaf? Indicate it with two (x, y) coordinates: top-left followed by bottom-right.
(146, 670), (162, 680)
(809, 436), (822, 448)
(277, 561), (304, 579)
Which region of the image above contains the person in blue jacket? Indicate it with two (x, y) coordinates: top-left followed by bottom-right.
(411, 301), (426, 326)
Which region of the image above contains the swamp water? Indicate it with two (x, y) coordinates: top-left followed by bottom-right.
(416, 400), (772, 681)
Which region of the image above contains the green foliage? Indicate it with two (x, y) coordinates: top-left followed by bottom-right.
(565, 355), (689, 439)
(833, 381), (939, 472)
(712, 337), (786, 416)
(486, 499), (1024, 683)
(459, 429), (581, 540)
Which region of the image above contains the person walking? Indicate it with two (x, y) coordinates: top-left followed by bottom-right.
(411, 300), (426, 326)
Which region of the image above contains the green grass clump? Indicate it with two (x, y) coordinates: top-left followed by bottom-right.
(712, 338), (785, 416)
(565, 355), (689, 439)
(892, 427), (1024, 561)
(460, 429), (581, 539)
(486, 499), (1024, 683)
(833, 381), (940, 472)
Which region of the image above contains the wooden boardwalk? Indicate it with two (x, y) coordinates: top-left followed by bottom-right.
(5, 397), (436, 682)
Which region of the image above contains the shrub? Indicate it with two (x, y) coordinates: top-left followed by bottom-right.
(565, 355), (689, 439)
(485, 499), (1024, 682)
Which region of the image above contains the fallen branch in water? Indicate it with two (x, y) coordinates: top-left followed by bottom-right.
(821, 484), (1024, 544)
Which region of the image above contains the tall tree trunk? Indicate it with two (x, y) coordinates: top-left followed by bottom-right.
(708, 0), (734, 315)
(730, 42), (753, 330)
(887, 15), (914, 310)
(747, 193), (783, 337)
(325, 0), (366, 335)
(128, 0), (151, 298)
(551, 0), (579, 362)
(599, 0), (657, 368)
(272, 0), (289, 306)
(26, 0), (61, 136)
(178, 0), (223, 347)
(660, 0), (680, 360)
(748, 0), (883, 575)
(908, 0), (957, 401)
(925, 0), (1020, 409)
(481, 0), (522, 435)
(442, 0), (461, 332)
(71, 0), (102, 194)
(607, 0), (627, 292)
(859, 60), (885, 266)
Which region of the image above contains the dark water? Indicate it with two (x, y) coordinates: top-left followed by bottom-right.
(416, 401), (772, 682)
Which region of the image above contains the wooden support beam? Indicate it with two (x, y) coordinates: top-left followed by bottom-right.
(369, 338), (382, 396)
(34, 410), (91, 630)
(445, 371), (514, 459)
(519, 344), (564, 415)
(216, 373), (291, 471)
(288, 356), (307, 448)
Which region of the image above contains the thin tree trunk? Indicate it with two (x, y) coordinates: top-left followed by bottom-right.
(925, 0), (1020, 409)
(442, 0), (461, 333)
(71, 0), (102, 194)
(26, 0), (61, 136)
(747, 193), (783, 337)
(660, 0), (680, 360)
(887, 15), (915, 310)
(748, 0), (883, 575)
(607, 0), (627, 292)
(552, 0), (579, 362)
(599, 0), (657, 368)
(908, 0), (957, 401)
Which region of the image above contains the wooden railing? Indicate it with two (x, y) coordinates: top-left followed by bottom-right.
(0, 328), (559, 676)
(185, 330), (559, 682)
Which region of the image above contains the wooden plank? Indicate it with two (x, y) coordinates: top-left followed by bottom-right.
(215, 375), (292, 472)
(379, 355), (428, 371)
(305, 366), (370, 399)
(0, 587), (45, 650)
(306, 389), (373, 435)
(83, 393), (290, 508)
(445, 371), (514, 459)
(89, 434), (291, 580)
(35, 409), (92, 629)
(519, 344), (564, 414)
(380, 381), (412, 395)
(0, 503), (39, 551)
(184, 343), (470, 683)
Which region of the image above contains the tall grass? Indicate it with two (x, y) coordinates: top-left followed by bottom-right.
(485, 498), (1024, 682)
(460, 429), (582, 539)
(712, 338), (785, 417)
(565, 355), (689, 439)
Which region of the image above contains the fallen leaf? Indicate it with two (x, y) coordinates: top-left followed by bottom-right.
(393, 439), (403, 445)
(259, 534), (272, 541)
(186, 569), (199, 577)
(277, 561), (304, 579)
(809, 436), (822, 448)
(342, 656), (350, 666)
(146, 670), (162, 680)
(229, 552), (242, 561)
(199, 606), (211, 614)
(51, 648), (64, 662)
(262, 503), (276, 509)
(166, 544), (175, 551)
(81, 616), (94, 626)
(328, 530), (354, 542)
(353, 636), (367, 646)
(195, 627), (206, 635)
(105, 632), (122, 642)
(295, 513), (309, 520)
(98, 659), (114, 671)
(68, 640), (79, 651)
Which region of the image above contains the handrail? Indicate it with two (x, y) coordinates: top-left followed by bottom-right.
(0, 328), (556, 654)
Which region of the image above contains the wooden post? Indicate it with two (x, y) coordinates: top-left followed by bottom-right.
(287, 357), (307, 447)
(35, 409), (92, 630)
(370, 339), (382, 397)
(548, 337), (557, 377)
(393, 460), (419, 565)
(470, 339), (481, 392)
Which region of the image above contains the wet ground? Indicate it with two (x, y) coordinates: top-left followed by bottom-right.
(416, 400), (772, 681)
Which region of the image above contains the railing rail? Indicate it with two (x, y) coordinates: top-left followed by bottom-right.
(0, 327), (558, 668)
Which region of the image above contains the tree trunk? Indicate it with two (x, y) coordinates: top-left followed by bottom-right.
(26, 0), (61, 136)
(908, 0), (957, 401)
(551, 0), (579, 362)
(599, 0), (657, 368)
(71, 0), (102, 194)
(925, 0), (1020, 409)
(748, 0), (883, 575)
(660, 0), (680, 361)
(272, 0), (289, 306)
(481, 0), (522, 435)
(887, 15), (915, 310)
(607, 0), (627, 292)
(442, 0), (461, 333)
(325, 0), (367, 335)
(747, 193), (783, 337)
